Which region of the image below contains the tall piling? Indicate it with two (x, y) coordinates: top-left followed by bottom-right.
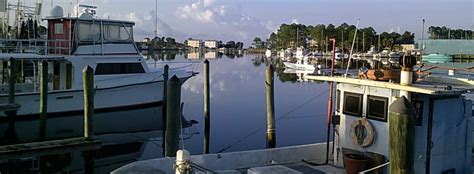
(203, 59), (211, 154)
(39, 61), (48, 140)
(83, 66), (94, 140)
(8, 57), (15, 104)
(265, 65), (276, 148)
(6, 57), (17, 141)
(165, 75), (181, 157)
(162, 64), (169, 156)
(389, 96), (415, 174)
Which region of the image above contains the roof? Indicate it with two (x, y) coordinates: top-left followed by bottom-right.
(0, 53), (65, 61)
(43, 17), (135, 25)
(304, 75), (474, 96)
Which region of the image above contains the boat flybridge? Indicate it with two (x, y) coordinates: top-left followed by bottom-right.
(0, 6), (194, 118)
(114, 55), (473, 174)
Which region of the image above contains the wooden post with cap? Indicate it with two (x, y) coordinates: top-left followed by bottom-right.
(265, 64), (276, 148)
(203, 59), (211, 154)
(83, 66), (94, 140)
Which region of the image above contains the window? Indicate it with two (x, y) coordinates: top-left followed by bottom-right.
(343, 92), (363, 116)
(103, 24), (132, 42)
(367, 95), (388, 122)
(412, 99), (424, 126)
(54, 23), (64, 34)
(95, 63), (145, 75)
(77, 23), (100, 42)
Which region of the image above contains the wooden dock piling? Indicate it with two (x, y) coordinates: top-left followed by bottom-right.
(165, 75), (181, 157)
(39, 61), (48, 140)
(389, 96), (415, 173)
(204, 59), (211, 154)
(265, 65), (276, 148)
(83, 66), (94, 141)
(8, 57), (15, 104)
(162, 64), (169, 156)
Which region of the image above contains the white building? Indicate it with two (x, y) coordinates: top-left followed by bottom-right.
(204, 40), (218, 49)
(187, 39), (202, 48)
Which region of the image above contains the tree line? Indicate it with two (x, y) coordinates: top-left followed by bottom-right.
(428, 26), (473, 39)
(253, 23), (416, 52)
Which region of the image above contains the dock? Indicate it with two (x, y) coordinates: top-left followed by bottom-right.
(0, 138), (101, 160)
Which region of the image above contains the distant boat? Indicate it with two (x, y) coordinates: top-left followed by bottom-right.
(283, 62), (315, 71)
(265, 49), (272, 58)
(295, 47), (306, 59)
(423, 54), (452, 64)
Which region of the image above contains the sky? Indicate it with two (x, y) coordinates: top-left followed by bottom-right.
(17, 0), (474, 45)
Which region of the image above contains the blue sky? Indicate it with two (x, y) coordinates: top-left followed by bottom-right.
(22, 0), (474, 45)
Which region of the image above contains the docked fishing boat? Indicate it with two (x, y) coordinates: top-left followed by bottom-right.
(114, 55), (473, 174)
(283, 57), (315, 71)
(0, 6), (194, 119)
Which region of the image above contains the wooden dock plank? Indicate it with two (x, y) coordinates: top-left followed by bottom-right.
(0, 137), (102, 160)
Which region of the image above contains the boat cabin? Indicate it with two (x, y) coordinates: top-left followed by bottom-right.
(307, 69), (473, 173)
(46, 16), (138, 56)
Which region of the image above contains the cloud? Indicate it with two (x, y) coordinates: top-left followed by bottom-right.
(176, 0), (272, 44)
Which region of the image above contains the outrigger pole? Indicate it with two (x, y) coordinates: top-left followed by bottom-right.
(325, 38), (336, 164)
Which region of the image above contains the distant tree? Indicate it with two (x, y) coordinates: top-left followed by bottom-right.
(252, 37), (264, 49)
(225, 41), (235, 48)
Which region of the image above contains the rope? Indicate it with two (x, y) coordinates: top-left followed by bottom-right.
(216, 89), (329, 153)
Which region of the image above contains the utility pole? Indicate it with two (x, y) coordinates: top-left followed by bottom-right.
(154, 0), (158, 38)
(421, 19), (425, 62)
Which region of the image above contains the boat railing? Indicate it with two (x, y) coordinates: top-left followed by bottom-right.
(0, 38), (73, 56)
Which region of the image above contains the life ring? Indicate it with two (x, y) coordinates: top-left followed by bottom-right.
(349, 118), (375, 147)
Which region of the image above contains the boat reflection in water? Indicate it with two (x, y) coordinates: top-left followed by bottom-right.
(0, 106), (198, 173)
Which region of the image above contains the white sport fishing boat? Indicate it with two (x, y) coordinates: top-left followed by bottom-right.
(283, 57), (315, 71)
(0, 5), (194, 119)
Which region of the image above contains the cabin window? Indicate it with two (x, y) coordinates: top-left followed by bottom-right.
(77, 23), (101, 42)
(343, 92), (363, 116)
(367, 95), (388, 121)
(103, 24), (132, 42)
(54, 23), (64, 34)
(95, 63), (145, 75)
(336, 90), (341, 111)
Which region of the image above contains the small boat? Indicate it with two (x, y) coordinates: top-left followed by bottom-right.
(265, 49), (272, 58)
(283, 62), (315, 71)
(423, 54), (452, 63)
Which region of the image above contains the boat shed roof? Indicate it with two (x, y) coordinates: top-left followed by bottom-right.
(0, 53), (65, 61)
(305, 75), (474, 96)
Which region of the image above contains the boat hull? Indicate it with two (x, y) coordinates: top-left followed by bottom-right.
(0, 77), (188, 119)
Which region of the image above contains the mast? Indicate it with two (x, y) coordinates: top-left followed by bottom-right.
(421, 19), (425, 63)
(154, 0), (157, 38)
(345, 18), (360, 76)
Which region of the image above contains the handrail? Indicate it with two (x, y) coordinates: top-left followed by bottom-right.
(358, 161), (390, 174)
(0, 38), (73, 56)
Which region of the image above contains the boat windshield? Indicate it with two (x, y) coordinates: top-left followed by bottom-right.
(76, 21), (133, 43)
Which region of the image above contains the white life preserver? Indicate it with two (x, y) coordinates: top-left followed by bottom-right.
(349, 118), (375, 147)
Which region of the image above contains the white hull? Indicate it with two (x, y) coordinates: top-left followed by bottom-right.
(0, 77), (188, 118)
(283, 62), (315, 71)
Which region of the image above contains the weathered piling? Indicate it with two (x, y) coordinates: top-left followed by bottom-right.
(165, 75), (181, 157)
(6, 57), (17, 140)
(39, 61), (48, 140)
(162, 64), (169, 156)
(389, 96), (415, 174)
(203, 59), (211, 154)
(265, 65), (276, 148)
(8, 57), (15, 104)
(83, 66), (94, 140)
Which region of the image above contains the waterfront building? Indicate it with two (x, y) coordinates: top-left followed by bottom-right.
(187, 39), (202, 48)
(204, 40), (218, 49)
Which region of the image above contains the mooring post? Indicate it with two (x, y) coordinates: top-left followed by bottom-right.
(6, 57), (17, 140)
(265, 64), (276, 148)
(162, 64), (169, 156)
(203, 59), (211, 154)
(165, 75), (181, 157)
(389, 96), (415, 174)
(39, 61), (48, 140)
(83, 66), (94, 141)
